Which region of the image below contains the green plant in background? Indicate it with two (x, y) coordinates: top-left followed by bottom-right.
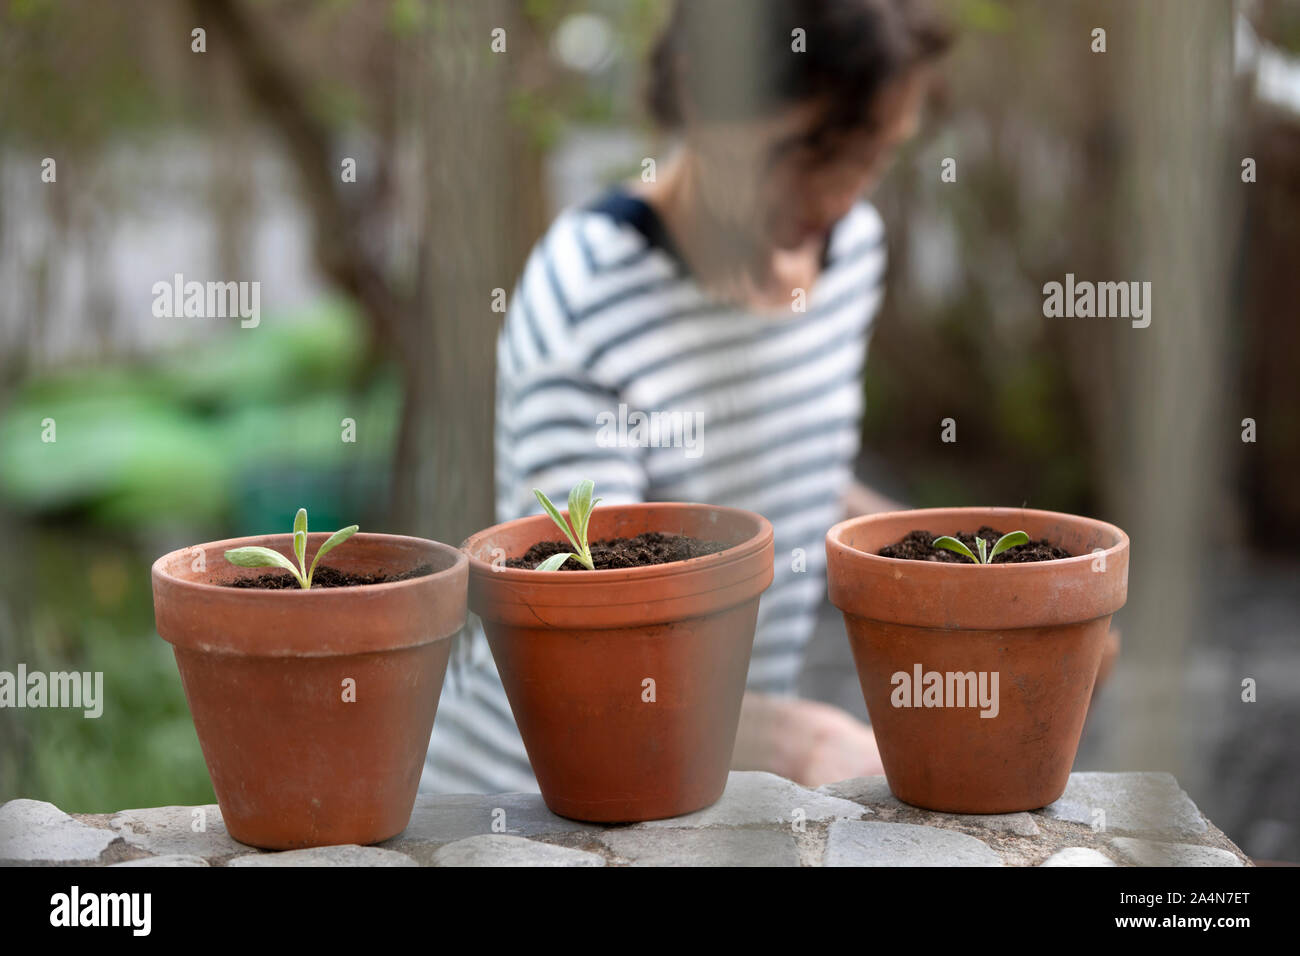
(224, 508), (358, 587)
(932, 530), (1029, 564)
(532, 480), (601, 570)
(0, 529), (217, 812)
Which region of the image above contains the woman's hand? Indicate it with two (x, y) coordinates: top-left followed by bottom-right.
(732, 692), (885, 788)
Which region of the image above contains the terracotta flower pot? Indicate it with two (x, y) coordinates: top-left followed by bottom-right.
(462, 503), (773, 822)
(152, 532), (467, 849)
(826, 507), (1129, 813)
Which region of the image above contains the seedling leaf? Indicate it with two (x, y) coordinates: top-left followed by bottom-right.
(534, 488), (583, 554)
(293, 508), (308, 575)
(535, 552), (574, 572)
(225, 510), (359, 589)
(307, 524), (360, 585)
(931, 536), (980, 564)
(568, 480), (592, 529)
(577, 499), (601, 548)
(976, 536), (988, 564)
(989, 531), (1030, 560)
(533, 481), (601, 570)
(225, 546), (303, 581)
(567, 479), (601, 550)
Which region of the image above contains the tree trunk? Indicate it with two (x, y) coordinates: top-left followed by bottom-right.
(393, 0), (544, 544)
(1106, 0), (1239, 780)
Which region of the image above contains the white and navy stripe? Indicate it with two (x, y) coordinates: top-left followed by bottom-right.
(423, 189), (886, 794)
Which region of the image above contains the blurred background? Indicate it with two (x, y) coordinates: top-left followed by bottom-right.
(1, 0), (1296, 862)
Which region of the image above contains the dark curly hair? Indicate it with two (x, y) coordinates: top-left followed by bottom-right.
(647, 0), (951, 152)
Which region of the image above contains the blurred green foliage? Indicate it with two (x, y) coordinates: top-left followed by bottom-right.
(0, 299), (399, 529)
(0, 298), (401, 810)
(1, 530), (215, 811)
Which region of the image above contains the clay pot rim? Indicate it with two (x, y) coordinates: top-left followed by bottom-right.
(151, 531), (468, 597)
(827, 506), (1129, 570)
(461, 501), (773, 585)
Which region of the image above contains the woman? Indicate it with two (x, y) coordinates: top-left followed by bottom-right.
(424, 0), (951, 793)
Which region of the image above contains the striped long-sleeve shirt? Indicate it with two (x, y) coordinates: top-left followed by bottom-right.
(422, 187), (886, 794)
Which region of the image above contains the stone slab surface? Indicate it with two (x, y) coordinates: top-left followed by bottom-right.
(0, 772), (1251, 867)
(1038, 772), (1208, 838)
(382, 792), (597, 851)
(634, 771), (866, 829)
(1039, 847), (1117, 867)
(109, 805), (248, 859)
(818, 776), (904, 810)
(0, 800), (120, 862)
(602, 826), (800, 867)
(1110, 836), (1244, 867)
(432, 834), (604, 867)
(109, 854), (211, 867)
(825, 820), (1004, 867)
(228, 845), (417, 867)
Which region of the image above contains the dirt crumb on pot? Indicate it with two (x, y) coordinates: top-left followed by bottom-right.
(225, 564), (436, 589)
(878, 527), (1072, 563)
(507, 532), (727, 570)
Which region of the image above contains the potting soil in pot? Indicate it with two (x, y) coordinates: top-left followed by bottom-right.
(506, 531), (726, 570)
(878, 527), (1071, 563)
(224, 564), (435, 588)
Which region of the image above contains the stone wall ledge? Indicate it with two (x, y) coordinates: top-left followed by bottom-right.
(0, 771), (1251, 867)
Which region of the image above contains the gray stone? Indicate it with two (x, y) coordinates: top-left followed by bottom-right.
(432, 834), (604, 867)
(3, 771), (1251, 868)
(817, 775), (904, 810)
(636, 771), (865, 829)
(602, 826), (799, 867)
(825, 821), (1004, 867)
(1110, 837), (1244, 867)
(1038, 847), (1117, 867)
(949, 812), (1042, 837)
(0, 799), (119, 862)
(110, 805), (249, 858)
(110, 854), (210, 867)
(228, 845), (417, 867)
(383, 792), (598, 850)
(1039, 772), (1207, 838)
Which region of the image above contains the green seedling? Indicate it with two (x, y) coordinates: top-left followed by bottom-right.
(532, 479), (601, 571)
(224, 508), (359, 588)
(932, 530), (1029, 565)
